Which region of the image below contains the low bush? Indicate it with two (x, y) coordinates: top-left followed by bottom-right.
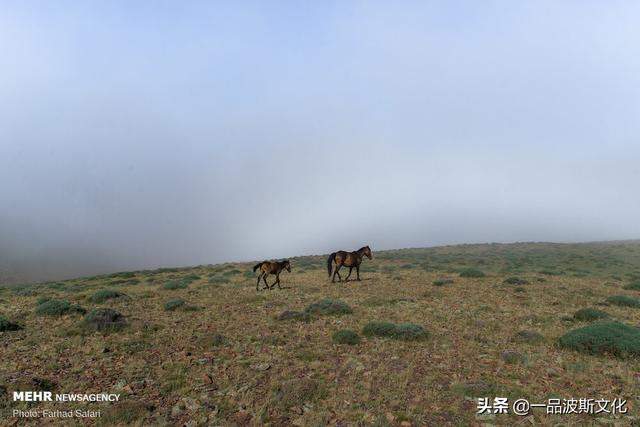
(164, 299), (186, 311)
(558, 321), (640, 358)
(0, 315), (22, 331)
(332, 329), (361, 345)
(624, 281), (640, 291)
(574, 308), (610, 321)
(459, 268), (485, 278)
(35, 299), (86, 316)
(433, 278), (454, 286)
(606, 295), (640, 308)
(163, 280), (189, 290)
(362, 321), (428, 341)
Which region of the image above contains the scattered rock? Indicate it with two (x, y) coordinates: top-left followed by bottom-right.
(84, 308), (126, 331)
(250, 363), (271, 371)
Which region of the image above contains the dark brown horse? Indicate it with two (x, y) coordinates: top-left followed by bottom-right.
(253, 260), (291, 291)
(327, 246), (372, 283)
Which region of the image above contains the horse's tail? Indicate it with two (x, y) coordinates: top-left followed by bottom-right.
(327, 253), (336, 277)
(253, 262), (263, 272)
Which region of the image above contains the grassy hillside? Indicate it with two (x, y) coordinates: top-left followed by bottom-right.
(2, 241), (640, 425)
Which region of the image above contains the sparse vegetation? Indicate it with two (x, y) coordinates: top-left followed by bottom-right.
(514, 330), (543, 343)
(90, 289), (126, 303)
(558, 321), (640, 358)
(305, 299), (352, 316)
(277, 310), (311, 322)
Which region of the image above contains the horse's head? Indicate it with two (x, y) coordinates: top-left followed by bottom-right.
(283, 260), (292, 272)
(364, 246), (372, 260)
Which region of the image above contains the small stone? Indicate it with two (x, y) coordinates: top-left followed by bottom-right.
(250, 363), (271, 371)
(501, 350), (525, 364)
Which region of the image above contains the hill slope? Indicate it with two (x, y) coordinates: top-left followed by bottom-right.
(1, 241), (640, 425)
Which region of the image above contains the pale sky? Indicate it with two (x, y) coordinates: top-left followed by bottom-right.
(1, 1), (639, 283)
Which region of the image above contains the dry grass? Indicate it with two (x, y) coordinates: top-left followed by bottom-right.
(1, 241), (640, 425)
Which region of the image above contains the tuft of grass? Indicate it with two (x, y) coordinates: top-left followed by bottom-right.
(305, 299), (353, 316)
(332, 329), (361, 345)
(90, 289), (126, 304)
(574, 308), (610, 321)
(606, 295), (640, 308)
(558, 321), (640, 358)
(272, 378), (321, 410)
(433, 278), (454, 286)
(35, 299), (86, 316)
(362, 321), (428, 341)
(164, 299), (186, 311)
(0, 315), (22, 331)
(84, 308), (127, 331)
(162, 280), (189, 290)
(459, 268), (485, 278)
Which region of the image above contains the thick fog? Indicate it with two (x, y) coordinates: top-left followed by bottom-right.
(1, 2), (639, 283)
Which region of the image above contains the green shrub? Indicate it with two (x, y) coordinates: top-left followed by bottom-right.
(574, 308), (610, 321)
(433, 278), (454, 286)
(459, 268), (485, 278)
(0, 315), (22, 331)
(558, 321), (640, 358)
(84, 308), (126, 331)
(90, 289), (126, 303)
(394, 323), (429, 340)
(362, 321), (428, 341)
(36, 297), (52, 305)
(163, 280), (189, 290)
(164, 299), (186, 311)
(606, 295), (640, 308)
(35, 299), (86, 316)
(624, 281), (640, 291)
(362, 321), (397, 337)
(332, 329), (361, 345)
(305, 299), (352, 316)
(503, 277), (529, 285)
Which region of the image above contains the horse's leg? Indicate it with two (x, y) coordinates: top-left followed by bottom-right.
(334, 264), (342, 282)
(256, 273), (262, 291)
(356, 264), (361, 281)
(274, 273), (281, 289)
(345, 267), (353, 281)
(263, 274), (270, 290)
